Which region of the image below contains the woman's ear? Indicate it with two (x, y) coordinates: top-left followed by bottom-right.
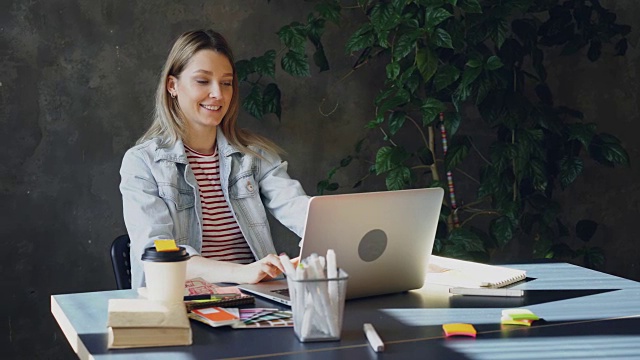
(166, 75), (178, 97)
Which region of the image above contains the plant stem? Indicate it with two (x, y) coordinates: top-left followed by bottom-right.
(378, 127), (397, 147)
(406, 115), (429, 151)
(455, 168), (480, 184)
(461, 210), (501, 227)
(319, 98), (340, 117)
(469, 137), (491, 165)
(456, 197), (492, 210)
(428, 126), (440, 181)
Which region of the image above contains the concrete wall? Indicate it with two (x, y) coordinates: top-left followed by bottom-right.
(0, 1), (637, 358)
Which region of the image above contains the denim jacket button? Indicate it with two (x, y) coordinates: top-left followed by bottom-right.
(247, 182), (254, 192)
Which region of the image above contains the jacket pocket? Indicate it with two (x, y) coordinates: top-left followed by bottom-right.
(158, 184), (195, 211)
(229, 171), (257, 198)
(229, 172), (267, 225)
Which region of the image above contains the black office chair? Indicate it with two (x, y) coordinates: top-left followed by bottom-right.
(110, 234), (132, 290)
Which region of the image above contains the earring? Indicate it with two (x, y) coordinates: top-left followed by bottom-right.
(170, 92), (176, 99)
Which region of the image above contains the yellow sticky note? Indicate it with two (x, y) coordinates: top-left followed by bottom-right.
(500, 317), (534, 326)
(502, 308), (540, 321)
(154, 239), (179, 252)
(442, 323), (477, 337)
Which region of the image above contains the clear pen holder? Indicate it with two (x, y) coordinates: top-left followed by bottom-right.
(288, 269), (348, 342)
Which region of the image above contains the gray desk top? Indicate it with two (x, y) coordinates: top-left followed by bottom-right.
(52, 263), (640, 360)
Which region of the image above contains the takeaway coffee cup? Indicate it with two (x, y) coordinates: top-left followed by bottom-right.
(141, 246), (190, 303)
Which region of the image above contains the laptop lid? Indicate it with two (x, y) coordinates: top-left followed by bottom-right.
(238, 187), (444, 303)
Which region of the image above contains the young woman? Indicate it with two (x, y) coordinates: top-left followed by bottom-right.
(120, 30), (309, 289)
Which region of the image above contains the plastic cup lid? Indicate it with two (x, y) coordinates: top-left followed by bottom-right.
(141, 246), (190, 262)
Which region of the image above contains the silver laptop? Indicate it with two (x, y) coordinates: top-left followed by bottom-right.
(238, 187), (444, 305)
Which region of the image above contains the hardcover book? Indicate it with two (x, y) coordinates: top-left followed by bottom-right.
(106, 299), (192, 349)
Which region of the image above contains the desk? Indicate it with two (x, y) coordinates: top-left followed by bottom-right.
(51, 263), (640, 359)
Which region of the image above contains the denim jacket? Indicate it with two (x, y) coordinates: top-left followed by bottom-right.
(120, 131), (310, 289)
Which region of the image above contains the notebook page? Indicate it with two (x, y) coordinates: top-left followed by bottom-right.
(426, 255), (526, 288)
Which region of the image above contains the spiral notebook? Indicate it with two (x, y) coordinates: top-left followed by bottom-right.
(426, 255), (527, 288)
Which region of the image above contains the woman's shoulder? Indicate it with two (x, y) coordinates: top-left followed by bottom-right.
(245, 144), (281, 164)
(125, 138), (168, 156)
(121, 138), (166, 167)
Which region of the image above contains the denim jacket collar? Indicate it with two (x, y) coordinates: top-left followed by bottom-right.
(152, 130), (240, 164)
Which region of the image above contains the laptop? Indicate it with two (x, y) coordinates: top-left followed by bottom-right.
(238, 187), (444, 305)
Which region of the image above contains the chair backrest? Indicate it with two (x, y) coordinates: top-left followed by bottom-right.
(110, 234), (132, 290)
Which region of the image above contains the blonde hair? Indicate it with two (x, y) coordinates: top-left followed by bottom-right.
(138, 29), (282, 157)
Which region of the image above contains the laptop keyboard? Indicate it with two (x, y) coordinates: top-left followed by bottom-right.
(271, 288), (290, 297)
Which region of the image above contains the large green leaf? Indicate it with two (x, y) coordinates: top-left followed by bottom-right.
(504, 0), (533, 12)
(417, 146), (434, 165)
(434, 64), (461, 91)
(391, 0), (409, 12)
(315, 0), (341, 24)
(559, 156), (583, 189)
(401, 67), (421, 94)
(474, 74), (492, 105)
(277, 22), (307, 52)
(386, 62), (401, 80)
(497, 198), (520, 224)
(489, 142), (515, 173)
(262, 83), (282, 119)
(281, 50), (310, 77)
(490, 216), (515, 248)
(312, 45), (330, 72)
(459, 0), (482, 14)
(388, 111), (406, 135)
(568, 123), (596, 149)
(589, 133), (630, 167)
(528, 158), (548, 192)
(370, 2), (401, 31)
(340, 155), (353, 167)
(432, 28), (454, 49)
(421, 98), (446, 126)
(393, 31), (418, 61)
(317, 179), (339, 194)
(443, 111), (461, 137)
(345, 24), (375, 53)
(489, 18), (509, 48)
(459, 65), (482, 88)
(375, 87), (396, 106)
(254, 50), (276, 77)
(485, 55), (503, 71)
(582, 246), (605, 269)
(379, 89), (410, 113)
(307, 16), (326, 46)
(416, 47), (438, 82)
(425, 8), (452, 30)
(375, 146), (410, 174)
(417, 0), (446, 6)
(235, 59), (252, 81)
(386, 166), (412, 190)
(444, 135), (471, 171)
(242, 84), (263, 119)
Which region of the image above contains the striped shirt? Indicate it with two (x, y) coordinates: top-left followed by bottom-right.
(184, 145), (255, 264)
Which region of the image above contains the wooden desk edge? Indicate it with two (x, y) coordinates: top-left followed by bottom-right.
(51, 295), (94, 360)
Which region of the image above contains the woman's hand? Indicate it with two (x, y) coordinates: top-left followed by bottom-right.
(235, 254), (285, 284)
(290, 256), (300, 269)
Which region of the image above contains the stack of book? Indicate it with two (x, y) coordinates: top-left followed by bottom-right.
(106, 299), (192, 349)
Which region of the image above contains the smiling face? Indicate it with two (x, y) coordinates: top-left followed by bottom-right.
(167, 49), (234, 135)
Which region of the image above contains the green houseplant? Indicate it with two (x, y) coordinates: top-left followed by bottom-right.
(237, 0), (630, 268)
